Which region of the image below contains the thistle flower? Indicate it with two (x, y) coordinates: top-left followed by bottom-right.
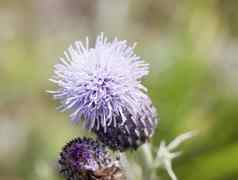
(49, 33), (158, 151)
(58, 137), (126, 180)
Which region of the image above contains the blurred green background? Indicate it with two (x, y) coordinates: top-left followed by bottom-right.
(0, 0), (238, 180)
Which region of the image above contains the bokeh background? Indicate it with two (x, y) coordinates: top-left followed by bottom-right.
(0, 0), (238, 180)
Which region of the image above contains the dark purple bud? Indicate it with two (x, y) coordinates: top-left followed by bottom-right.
(58, 137), (126, 180)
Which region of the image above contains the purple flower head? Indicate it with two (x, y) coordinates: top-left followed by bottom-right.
(58, 137), (125, 180)
(49, 33), (158, 151)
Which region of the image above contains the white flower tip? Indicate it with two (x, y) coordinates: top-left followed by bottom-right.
(46, 90), (54, 94)
(132, 42), (137, 49)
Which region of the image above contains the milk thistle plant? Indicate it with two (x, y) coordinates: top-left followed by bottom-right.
(49, 33), (194, 180)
